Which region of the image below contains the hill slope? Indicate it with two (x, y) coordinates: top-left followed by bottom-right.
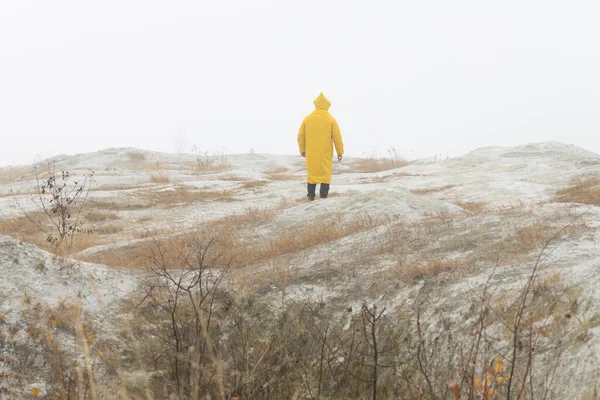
(2, 142), (600, 398)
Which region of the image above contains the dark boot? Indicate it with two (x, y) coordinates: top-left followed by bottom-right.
(320, 183), (330, 198)
(307, 183), (316, 201)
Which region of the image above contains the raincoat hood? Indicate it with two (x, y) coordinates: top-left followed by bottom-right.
(313, 93), (331, 111)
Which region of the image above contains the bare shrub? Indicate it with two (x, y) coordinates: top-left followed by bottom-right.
(14, 299), (100, 399)
(191, 146), (231, 172)
(11, 163), (95, 253)
(135, 233), (231, 398)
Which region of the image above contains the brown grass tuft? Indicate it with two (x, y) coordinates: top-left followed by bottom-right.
(94, 224), (124, 235)
(240, 180), (269, 191)
(403, 257), (476, 281)
(88, 199), (147, 211)
(453, 200), (489, 215)
(84, 211), (379, 269)
(0, 213), (105, 254)
(358, 172), (419, 184)
(141, 186), (235, 206)
(351, 149), (410, 173)
(267, 172), (302, 181)
(0, 165), (36, 185)
(351, 158), (410, 173)
(85, 212), (121, 223)
(149, 171), (171, 184)
(411, 185), (456, 195)
(555, 177), (600, 206)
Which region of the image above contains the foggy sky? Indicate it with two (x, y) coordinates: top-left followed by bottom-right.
(1, 0), (599, 166)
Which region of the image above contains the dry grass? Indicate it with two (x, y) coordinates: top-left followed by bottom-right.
(509, 223), (547, 254)
(555, 176), (600, 206)
(358, 172), (419, 184)
(140, 186), (235, 206)
(260, 212), (378, 260)
(149, 171), (171, 184)
(403, 257), (476, 281)
(267, 172), (302, 181)
(0, 213), (51, 250)
(453, 200), (489, 215)
(89, 183), (151, 192)
(80, 244), (147, 269)
(84, 211), (380, 270)
(351, 149), (410, 173)
(88, 198), (147, 211)
(94, 224), (124, 235)
(181, 151), (232, 173)
(0, 213), (106, 254)
(240, 180), (269, 191)
(206, 206), (277, 228)
(498, 216), (583, 259)
(85, 212), (121, 223)
(0, 165), (36, 185)
(89, 186), (236, 211)
(411, 185), (456, 195)
(351, 158), (410, 173)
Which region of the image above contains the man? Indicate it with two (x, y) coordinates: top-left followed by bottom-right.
(297, 93), (345, 201)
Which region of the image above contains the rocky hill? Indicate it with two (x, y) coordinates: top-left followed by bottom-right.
(1, 142), (600, 399)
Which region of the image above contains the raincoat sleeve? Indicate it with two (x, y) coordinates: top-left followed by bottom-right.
(297, 120), (306, 154)
(332, 118), (344, 156)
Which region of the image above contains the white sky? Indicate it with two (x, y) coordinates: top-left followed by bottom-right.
(1, 0), (599, 166)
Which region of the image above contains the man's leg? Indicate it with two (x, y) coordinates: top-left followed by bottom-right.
(320, 183), (330, 198)
(307, 183), (316, 201)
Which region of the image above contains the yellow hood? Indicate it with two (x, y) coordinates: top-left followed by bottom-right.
(313, 93), (331, 111)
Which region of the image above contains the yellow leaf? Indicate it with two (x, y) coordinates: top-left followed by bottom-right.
(485, 374), (492, 386)
(31, 387), (40, 397)
(494, 356), (504, 375)
(50, 320), (57, 329)
(497, 376), (504, 384)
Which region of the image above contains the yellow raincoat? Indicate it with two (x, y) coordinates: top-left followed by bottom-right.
(297, 93), (344, 184)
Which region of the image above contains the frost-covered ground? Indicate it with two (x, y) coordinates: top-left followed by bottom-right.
(2, 142), (600, 398)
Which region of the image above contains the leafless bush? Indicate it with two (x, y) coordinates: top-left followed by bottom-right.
(12, 163), (94, 253)
(191, 146), (231, 172)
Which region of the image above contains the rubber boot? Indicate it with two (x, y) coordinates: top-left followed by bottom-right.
(320, 183), (330, 199)
(307, 183), (316, 201)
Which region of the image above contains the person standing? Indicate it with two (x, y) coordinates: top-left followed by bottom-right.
(297, 93), (345, 201)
